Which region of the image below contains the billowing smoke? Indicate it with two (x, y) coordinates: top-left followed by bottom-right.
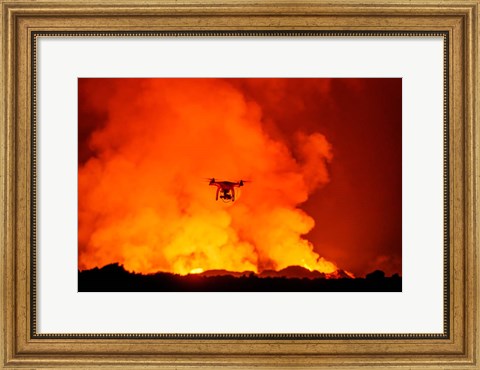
(78, 78), (339, 275)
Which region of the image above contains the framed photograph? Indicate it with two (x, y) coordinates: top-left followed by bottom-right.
(1, 1), (478, 369)
(77, 77), (401, 294)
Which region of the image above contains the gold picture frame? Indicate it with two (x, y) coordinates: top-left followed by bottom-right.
(1, 0), (478, 368)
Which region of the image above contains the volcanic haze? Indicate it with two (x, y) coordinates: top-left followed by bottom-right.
(78, 78), (402, 277)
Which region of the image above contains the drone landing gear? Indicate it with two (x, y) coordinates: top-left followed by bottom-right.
(220, 194), (233, 203)
(220, 189), (235, 203)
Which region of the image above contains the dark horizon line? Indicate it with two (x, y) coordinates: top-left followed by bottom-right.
(78, 263), (402, 292)
(78, 262), (402, 279)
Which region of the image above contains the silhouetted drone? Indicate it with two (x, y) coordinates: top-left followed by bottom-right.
(206, 178), (250, 202)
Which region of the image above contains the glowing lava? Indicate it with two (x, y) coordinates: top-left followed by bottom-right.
(78, 78), (342, 276)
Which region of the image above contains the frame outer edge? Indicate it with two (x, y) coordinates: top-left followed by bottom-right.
(469, 1), (479, 367)
(2, 1), (17, 367)
(457, 1), (478, 366)
(0, 1), (4, 367)
(1, 0), (479, 368)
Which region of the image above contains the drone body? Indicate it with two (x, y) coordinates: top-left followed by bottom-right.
(207, 178), (248, 202)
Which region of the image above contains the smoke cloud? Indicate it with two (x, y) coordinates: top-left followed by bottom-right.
(78, 78), (338, 275)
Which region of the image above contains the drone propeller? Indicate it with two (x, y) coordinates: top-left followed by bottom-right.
(201, 177), (215, 183)
(201, 177), (252, 185)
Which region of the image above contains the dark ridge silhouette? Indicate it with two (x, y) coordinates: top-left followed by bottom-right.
(78, 263), (402, 292)
(194, 265), (351, 279)
(259, 266), (325, 279)
(197, 269), (252, 278)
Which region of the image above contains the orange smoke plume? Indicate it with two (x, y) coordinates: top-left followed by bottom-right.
(79, 78), (339, 275)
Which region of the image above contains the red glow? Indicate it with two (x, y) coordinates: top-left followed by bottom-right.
(78, 78), (401, 277)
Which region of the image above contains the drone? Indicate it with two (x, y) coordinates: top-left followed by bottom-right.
(206, 178), (250, 202)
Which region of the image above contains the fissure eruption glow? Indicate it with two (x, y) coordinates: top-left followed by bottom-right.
(78, 78), (340, 275)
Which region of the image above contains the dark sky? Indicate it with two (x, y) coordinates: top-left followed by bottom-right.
(230, 79), (402, 276)
(78, 78), (401, 277)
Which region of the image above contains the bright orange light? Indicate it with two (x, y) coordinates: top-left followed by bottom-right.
(78, 78), (344, 276)
(189, 268), (204, 275)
